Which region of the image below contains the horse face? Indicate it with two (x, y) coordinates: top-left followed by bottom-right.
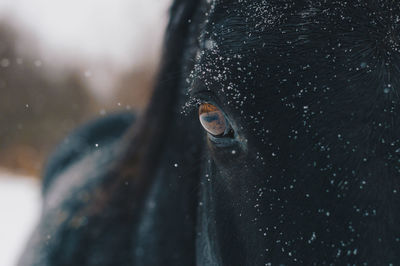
(187, 1), (400, 265)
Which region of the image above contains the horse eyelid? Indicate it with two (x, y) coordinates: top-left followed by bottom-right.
(191, 90), (223, 107)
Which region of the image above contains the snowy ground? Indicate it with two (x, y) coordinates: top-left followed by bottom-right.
(0, 170), (41, 266)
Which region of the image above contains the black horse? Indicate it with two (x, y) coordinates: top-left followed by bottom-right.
(19, 0), (400, 265)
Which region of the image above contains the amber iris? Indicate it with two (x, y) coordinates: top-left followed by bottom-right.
(199, 103), (227, 136)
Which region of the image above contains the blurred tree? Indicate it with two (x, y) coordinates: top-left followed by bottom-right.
(0, 22), (94, 176)
(112, 66), (156, 110)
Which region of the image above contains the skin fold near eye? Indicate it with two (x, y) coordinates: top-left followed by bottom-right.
(199, 103), (227, 136)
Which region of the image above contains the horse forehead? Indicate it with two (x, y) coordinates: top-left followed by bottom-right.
(191, 1), (400, 138)
(196, 0), (400, 88)
(205, 0), (400, 34)
(205, 0), (295, 34)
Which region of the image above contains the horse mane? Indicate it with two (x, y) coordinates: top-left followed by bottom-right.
(18, 2), (204, 265)
(115, 0), (201, 190)
(48, 1), (202, 264)
(89, 0), (203, 223)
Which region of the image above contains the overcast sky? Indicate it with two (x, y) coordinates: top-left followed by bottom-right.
(0, 0), (171, 99)
(0, 0), (171, 70)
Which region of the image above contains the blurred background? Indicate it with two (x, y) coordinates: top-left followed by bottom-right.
(0, 0), (170, 265)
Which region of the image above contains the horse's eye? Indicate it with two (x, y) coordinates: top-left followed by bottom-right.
(199, 103), (230, 137)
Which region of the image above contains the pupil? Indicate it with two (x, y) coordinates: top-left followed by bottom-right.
(199, 103), (227, 136)
(203, 114), (219, 123)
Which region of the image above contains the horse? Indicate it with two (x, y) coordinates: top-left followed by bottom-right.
(19, 0), (400, 265)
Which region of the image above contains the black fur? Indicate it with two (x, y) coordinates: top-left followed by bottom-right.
(20, 1), (400, 265)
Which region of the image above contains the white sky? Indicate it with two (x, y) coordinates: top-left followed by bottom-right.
(0, 0), (171, 70)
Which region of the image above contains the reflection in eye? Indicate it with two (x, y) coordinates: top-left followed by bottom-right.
(198, 103), (227, 136)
